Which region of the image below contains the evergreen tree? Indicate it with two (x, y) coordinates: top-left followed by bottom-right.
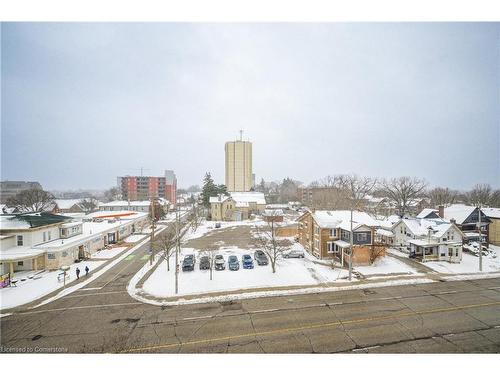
(216, 184), (229, 196)
(201, 172), (217, 207)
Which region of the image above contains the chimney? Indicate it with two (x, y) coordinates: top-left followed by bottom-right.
(438, 205), (444, 218)
(450, 218), (456, 225)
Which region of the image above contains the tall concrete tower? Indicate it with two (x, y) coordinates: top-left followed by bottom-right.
(225, 131), (253, 192)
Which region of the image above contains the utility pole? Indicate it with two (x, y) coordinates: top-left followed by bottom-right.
(478, 205), (482, 272)
(349, 208), (353, 281)
(175, 205), (180, 294)
(149, 197), (156, 266)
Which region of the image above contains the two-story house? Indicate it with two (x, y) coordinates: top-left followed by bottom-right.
(297, 210), (386, 266)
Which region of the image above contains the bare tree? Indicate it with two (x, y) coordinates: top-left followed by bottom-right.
(380, 177), (427, 218)
(369, 245), (386, 265)
(253, 220), (292, 273)
(344, 174), (377, 210)
(6, 188), (55, 212)
(200, 245), (219, 281)
(465, 184), (499, 207)
(308, 175), (350, 210)
(79, 196), (99, 213)
(190, 205), (204, 232)
(104, 187), (121, 202)
(427, 187), (458, 207)
(153, 228), (177, 271)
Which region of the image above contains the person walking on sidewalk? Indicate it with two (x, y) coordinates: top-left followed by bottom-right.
(85, 266), (89, 276)
(76, 267), (81, 280)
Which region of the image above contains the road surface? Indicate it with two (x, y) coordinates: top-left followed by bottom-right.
(1, 232), (500, 353)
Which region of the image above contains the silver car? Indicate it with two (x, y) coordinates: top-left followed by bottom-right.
(283, 249), (305, 258)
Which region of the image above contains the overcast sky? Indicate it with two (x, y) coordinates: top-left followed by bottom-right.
(1, 23), (499, 191)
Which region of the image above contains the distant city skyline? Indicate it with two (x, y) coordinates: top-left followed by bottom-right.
(1, 23), (499, 191)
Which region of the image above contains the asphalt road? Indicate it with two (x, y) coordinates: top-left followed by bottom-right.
(1, 230), (500, 353)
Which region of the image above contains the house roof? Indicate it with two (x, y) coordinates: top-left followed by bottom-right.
(229, 192), (266, 205)
(482, 207), (500, 219)
(209, 195), (232, 204)
(264, 209), (284, 217)
(416, 208), (438, 219)
(0, 212), (71, 230)
(442, 204), (476, 224)
(311, 210), (380, 231)
(99, 199), (168, 207)
(54, 199), (85, 210)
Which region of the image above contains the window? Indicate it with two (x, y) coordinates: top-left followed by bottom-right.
(16, 235), (23, 246)
(356, 233), (368, 242)
(48, 231), (51, 240)
(43, 232), (46, 242)
(331, 229), (337, 237)
(456, 249), (459, 257)
(314, 239), (320, 249)
(327, 242), (334, 253)
(315, 227), (320, 235)
(448, 248), (453, 256)
(17, 261), (24, 266)
(47, 253), (55, 260)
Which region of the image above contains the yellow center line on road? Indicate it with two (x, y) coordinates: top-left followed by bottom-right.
(119, 300), (500, 353)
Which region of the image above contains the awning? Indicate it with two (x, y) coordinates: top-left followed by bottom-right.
(333, 240), (350, 248)
(376, 228), (394, 237)
(0, 247), (46, 262)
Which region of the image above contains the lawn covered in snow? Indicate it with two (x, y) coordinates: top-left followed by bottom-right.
(124, 234), (147, 243)
(425, 245), (500, 274)
(0, 260), (105, 309)
(354, 256), (421, 276)
(91, 246), (128, 259)
(142, 244), (351, 298)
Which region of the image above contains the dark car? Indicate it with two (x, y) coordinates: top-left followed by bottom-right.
(254, 250), (268, 265)
(228, 255), (239, 271)
(199, 255), (210, 270)
(214, 254), (225, 270)
(182, 254), (195, 271)
(242, 254), (254, 269)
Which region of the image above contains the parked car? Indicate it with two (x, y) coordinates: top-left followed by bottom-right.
(228, 255), (240, 271)
(199, 255), (210, 270)
(283, 249), (305, 258)
(242, 254), (254, 269)
(254, 250), (268, 265)
(182, 255), (195, 271)
(214, 254), (226, 270)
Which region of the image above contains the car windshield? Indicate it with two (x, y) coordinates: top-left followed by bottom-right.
(215, 255), (223, 259)
(229, 256), (237, 262)
(243, 255), (251, 260)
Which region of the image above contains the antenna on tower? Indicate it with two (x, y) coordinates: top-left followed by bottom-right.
(239, 129), (243, 141)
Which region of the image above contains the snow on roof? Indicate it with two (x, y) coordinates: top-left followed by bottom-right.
(264, 209), (284, 217)
(209, 195), (232, 204)
(99, 199), (169, 207)
(55, 199), (84, 210)
(0, 246), (46, 262)
(376, 228), (394, 237)
(0, 212), (70, 230)
(408, 239), (441, 247)
(482, 207), (500, 219)
(84, 210), (148, 220)
(333, 240), (350, 248)
(229, 192), (266, 205)
(402, 218), (456, 239)
(443, 204), (476, 224)
(266, 204), (288, 209)
(416, 208), (438, 219)
(311, 210), (380, 231)
(235, 202), (249, 208)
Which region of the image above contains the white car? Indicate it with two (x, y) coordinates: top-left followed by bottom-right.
(283, 249), (305, 258)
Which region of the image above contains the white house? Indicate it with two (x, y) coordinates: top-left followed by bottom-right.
(390, 217), (463, 263)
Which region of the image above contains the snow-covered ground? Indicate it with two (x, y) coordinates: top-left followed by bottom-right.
(182, 218), (267, 242)
(425, 245), (500, 274)
(91, 246), (128, 259)
(354, 256), (421, 276)
(124, 234), (147, 243)
(0, 260), (105, 309)
(142, 244), (351, 298)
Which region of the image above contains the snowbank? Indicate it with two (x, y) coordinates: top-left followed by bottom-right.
(0, 260), (105, 310)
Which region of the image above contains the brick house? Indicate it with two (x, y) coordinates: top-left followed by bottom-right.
(297, 210), (386, 266)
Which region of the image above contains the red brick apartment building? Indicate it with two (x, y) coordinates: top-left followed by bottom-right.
(118, 170), (177, 205)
